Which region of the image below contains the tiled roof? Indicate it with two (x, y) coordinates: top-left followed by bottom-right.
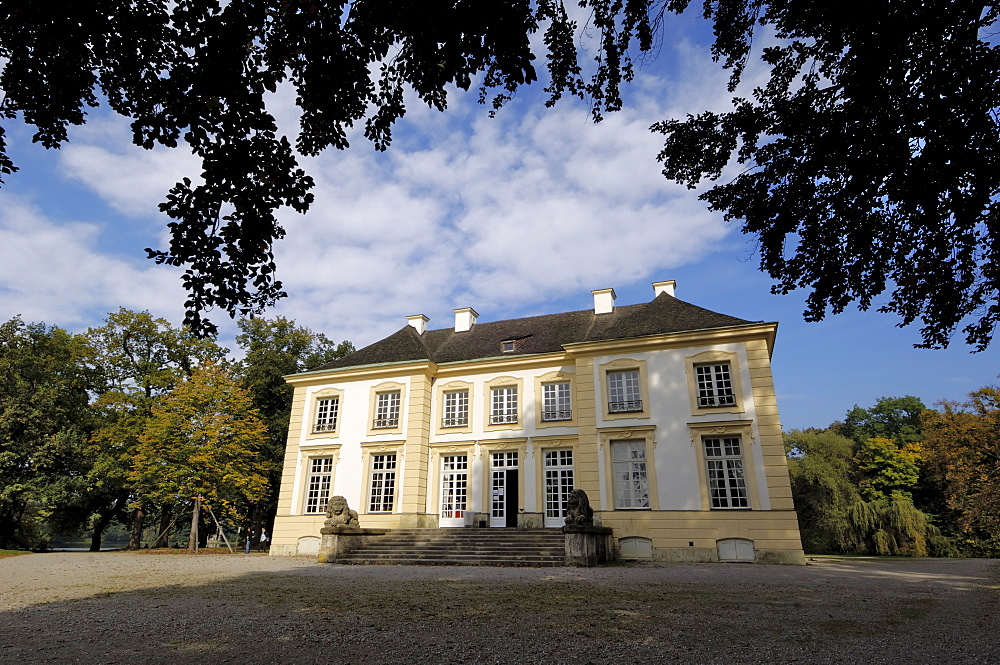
(316, 293), (757, 371)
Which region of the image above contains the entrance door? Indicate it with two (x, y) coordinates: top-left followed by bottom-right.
(544, 449), (574, 527)
(490, 451), (519, 527)
(440, 455), (468, 527)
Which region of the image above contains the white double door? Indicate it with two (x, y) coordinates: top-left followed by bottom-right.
(439, 455), (468, 527)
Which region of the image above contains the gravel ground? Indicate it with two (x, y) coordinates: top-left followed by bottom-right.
(1, 553), (997, 664)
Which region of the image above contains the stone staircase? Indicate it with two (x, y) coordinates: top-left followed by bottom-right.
(335, 528), (566, 567)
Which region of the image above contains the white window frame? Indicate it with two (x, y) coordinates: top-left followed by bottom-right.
(304, 457), (334, 514)
(490, 385), (518, 425)
(543, 448), (575, 527)
(695, 363), (736, 408)
(684, 350), (744, 416)
(373, 390), (401, 429)
(542, 382), (572, 422)
(313, 396), (339, 433)
(610, 440), (650, 509)
(703, 436), (749, 509)
(607, 369), (642, 413)
(368, 452), (397, 513)
(442, 389), (469, 428)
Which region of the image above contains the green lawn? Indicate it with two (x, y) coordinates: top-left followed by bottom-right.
(0, 549), (31, 559)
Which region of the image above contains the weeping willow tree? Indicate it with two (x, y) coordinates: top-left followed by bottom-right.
(785, 429), (953, 556)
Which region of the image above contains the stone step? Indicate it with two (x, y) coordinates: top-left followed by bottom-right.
(337, 528), (567, 567)
(338, 556), (564, 567)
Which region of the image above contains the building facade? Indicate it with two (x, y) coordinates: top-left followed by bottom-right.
(271, 281), (805, 564)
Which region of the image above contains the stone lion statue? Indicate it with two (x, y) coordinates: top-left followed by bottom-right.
(564, 489), (594, 526)
(323, 495), (359, 528)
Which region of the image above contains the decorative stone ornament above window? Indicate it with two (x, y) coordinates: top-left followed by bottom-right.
(684, 350), (745, 416)
(535, 369), (577, 428)
(599, 358), (650, 421)
(367, 381), (406, 436)
(308, 387), (344, 439)
(484, 376), (523, 431)
(435, 380), (473, 434)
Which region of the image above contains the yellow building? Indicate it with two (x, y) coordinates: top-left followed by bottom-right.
(271, 281), (805, 564)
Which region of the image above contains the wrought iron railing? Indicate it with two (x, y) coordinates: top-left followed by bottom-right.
(312, 422), (337, 433)
(490, 413), (518, 425)
(442, 416), (469, 428)
(541, 409), (573, 421)
(372, 417), (399, 429)
(608, 400), (643, 413)
(698, 394), (736, 408)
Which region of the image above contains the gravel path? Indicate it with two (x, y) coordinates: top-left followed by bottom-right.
(1, 553), (997, 664)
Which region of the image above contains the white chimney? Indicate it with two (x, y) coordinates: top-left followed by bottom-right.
(592, 288), (616, 314)
(454, 307), (479, 332)
(407, 314), (429, 335)
(652, 280), (676, 298)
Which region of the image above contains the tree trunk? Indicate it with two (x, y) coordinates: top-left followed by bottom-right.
(153, 505), (172, 548)
(128, 505), (145, 550)
(188, 498), (200, 552)
(89, 518), (109, 552)
(197, 511), (208, 549)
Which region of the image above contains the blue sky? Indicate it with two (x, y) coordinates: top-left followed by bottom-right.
(0, 13), (996, 430)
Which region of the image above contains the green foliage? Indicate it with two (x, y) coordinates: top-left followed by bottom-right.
(786, 427), (947, 556)
(840, 396), (926, 447)
(922, 388), (1000, 555)
(235, 317), (352, 527)
(785, 428), (861, 553)
(0, 317), (96, 549)
(86, 309), (228, 549)
(854, 437), (922, 501)
(655, 3), (1000, 349)
(5, 3), (993, 346)
(132, 362), (268, 546)
(839, 497), (951, 557)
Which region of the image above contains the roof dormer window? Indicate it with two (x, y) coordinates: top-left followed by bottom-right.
(500, 335), (530, 354)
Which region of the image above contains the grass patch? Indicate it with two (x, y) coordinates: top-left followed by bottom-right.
(0, 549), (31, 559)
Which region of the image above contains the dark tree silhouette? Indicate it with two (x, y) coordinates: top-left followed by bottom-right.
(2, 1), (997, 347)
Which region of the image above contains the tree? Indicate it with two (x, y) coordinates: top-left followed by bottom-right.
(0, 317), (95, 549)
(87, 308), (227, 549)
(922, 387), (1000, 554)
(786, 427), (949, 556)
(133, 362), (268, 551)
(235, 317), (353, 537)
(839, 396), (927, 448)
(853, 437), (922, 501)
(2, 3), (996, 347)
(785, 428), (861, 553)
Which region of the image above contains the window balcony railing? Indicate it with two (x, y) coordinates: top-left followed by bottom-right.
(372, 417), (399, 429)
(541, 409), (573, 422)
(698, 394), (736, 408)
(441, 416), (469, 428)
(312, 422), (337, 433)
(489, 413), (518, 425)
(608, 400), (643, 413)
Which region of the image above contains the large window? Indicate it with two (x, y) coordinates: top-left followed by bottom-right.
(313, 397), (339, 433)
(368, 453), (397, 512)
(373, 391), (401, 429)
(544, 449), (574, 527)
(542, 382), (572, 421)
(304, 457), (334, 513)
(704, 437), (748, 509)
(490, 386), (518, 425)
(611, 440), (650, 509)
(696, 363), (736, 408)
(442, 390), (469, 428)
(607, 369), (642, 413)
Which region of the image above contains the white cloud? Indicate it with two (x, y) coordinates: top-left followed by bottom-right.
(3, 26), (748, 349)
(0, 193), (189, 331)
